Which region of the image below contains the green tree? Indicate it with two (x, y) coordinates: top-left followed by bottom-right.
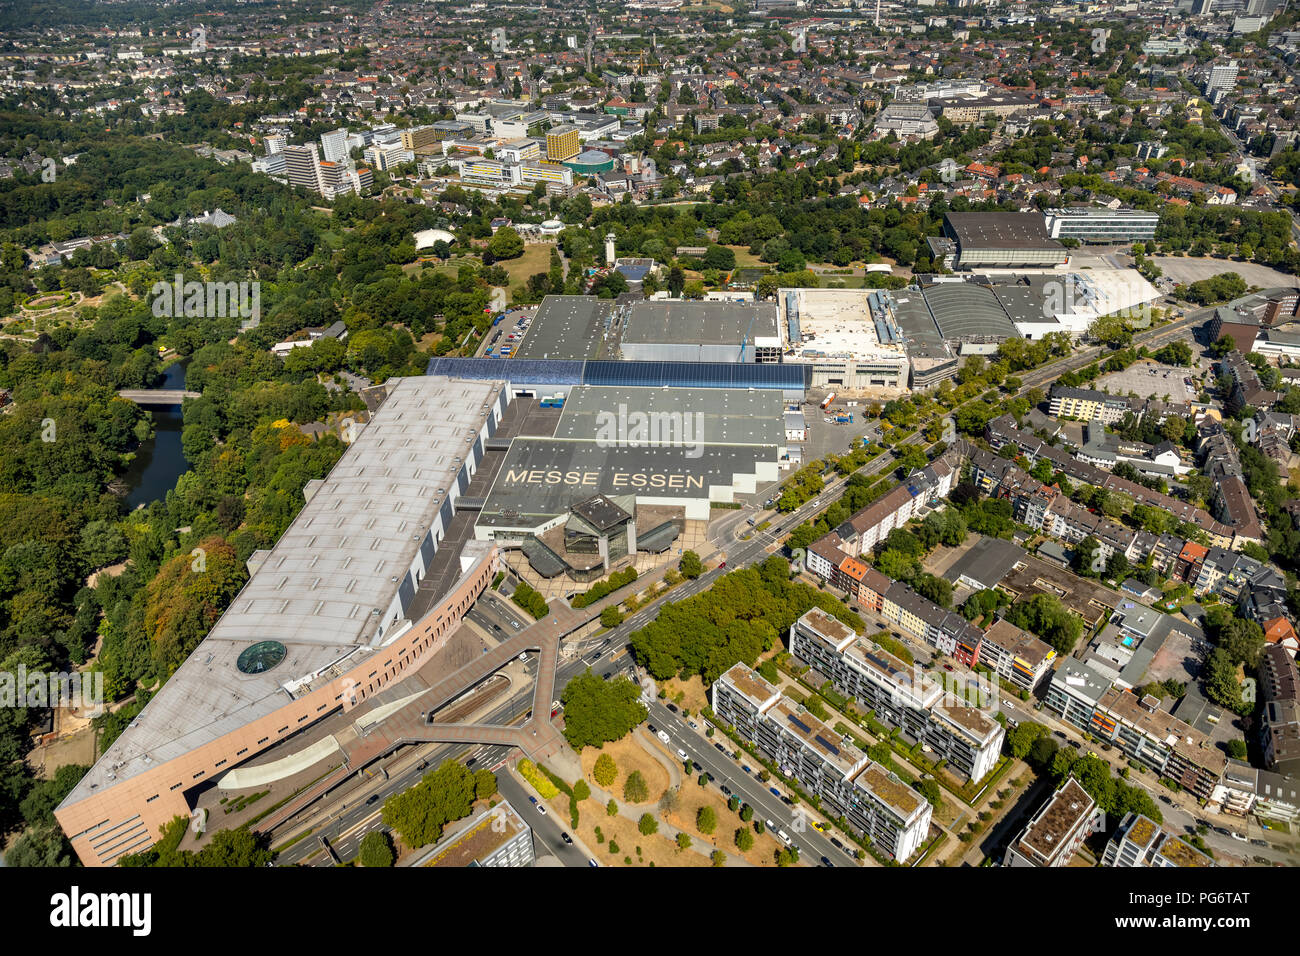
(486, 227), (524, 260)
(559, 670), (648, 750)
(697, 805), (717, 835)
(734, 826), (755, 852)
(679, 550), (703, 579)
(623, 770), (649, 803)
(676, 832), (692, 850)
(593, 753), (618, 788)
(638, 812), (659, 835)
(358, 830), (395, 867)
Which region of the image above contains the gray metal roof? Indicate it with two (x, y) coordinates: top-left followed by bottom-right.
(552, 385), (785, 447)
(63, 376), (504, 804)
(620, 300), (779, 347)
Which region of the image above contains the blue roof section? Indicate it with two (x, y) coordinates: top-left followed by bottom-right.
(583, 360), (809, 389)
(425, 357), (584, 384)
(426, 357), (810, 391)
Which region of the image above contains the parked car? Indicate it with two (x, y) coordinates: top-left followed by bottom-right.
(657, 730), (671, 745)
(769, 787), (782, 798)
(714, 742), (725, 753)
(1229, 831), (1247, 842)
(677, 749), (688, 760)
(720, 786), (733, 797)
(1250, 838), (1268, 847)
(666, 703), (678, 713)
(561, 832), (573, 845)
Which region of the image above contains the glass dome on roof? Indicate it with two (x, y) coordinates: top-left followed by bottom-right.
(236, 640), (287, 675)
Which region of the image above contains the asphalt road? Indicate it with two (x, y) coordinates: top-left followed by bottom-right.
(495, 770), (593, 866)
(643, 696), (857, 867)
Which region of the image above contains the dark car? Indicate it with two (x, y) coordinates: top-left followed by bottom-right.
(1250, 839), (1268, 847)
(366, 794), (379, 806)
(821, 856), (834, 868)
(561, 832), (574, 845)
(781, 795), (793, 805)
(1214, 827), (1231, 836)
(648, 724), (657, 735)
(706, 773), (716, 783)
(714, 742), (725, 753)
(769, 787), (781, 797)
(830, 837), (844, 850)
(720, 785), (733, 797)
(666, 704), (679, 713)
(691, 761), (703, 773)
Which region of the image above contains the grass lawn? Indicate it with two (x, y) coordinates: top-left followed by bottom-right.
(401, 243), (553, 301)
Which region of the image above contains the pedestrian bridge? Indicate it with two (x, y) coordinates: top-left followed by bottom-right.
(118, 389), (201, 405)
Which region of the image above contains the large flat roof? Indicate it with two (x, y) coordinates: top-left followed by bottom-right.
(478, 437), (774, 527)
(513, 295), (612, 361)
(944, 212), (1065, 251)
(620, 300), (779, 347)
(63, 376), (503, 805)
(553, 385), (785, 447)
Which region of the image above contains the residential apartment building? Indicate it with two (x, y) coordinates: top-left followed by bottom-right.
(979, 619), (1057, 693)
(712, 663), (933, 861)
(1048, 385), (1136, 424)
(1259, 644), (1300, 776)
(1101, 813), (1215, 867)
(787, 609), (1004, 782)
(1089, 688), (1228, 800)
(1005, 778), (1100, 867)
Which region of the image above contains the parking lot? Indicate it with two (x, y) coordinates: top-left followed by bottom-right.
(1093, 360), (1197, 403)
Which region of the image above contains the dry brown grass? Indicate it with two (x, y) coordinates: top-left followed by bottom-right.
(579, 734), (671, 806)
(664, 780), (785, 866)
(660, 675), (709, 713)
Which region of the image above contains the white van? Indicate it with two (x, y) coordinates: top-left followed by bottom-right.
(778, 829), (792, 846)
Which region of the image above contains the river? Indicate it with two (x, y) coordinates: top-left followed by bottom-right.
(120, 360), (190, 510)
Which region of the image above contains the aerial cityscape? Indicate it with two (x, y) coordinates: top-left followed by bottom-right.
(0, 0), (1296, 900)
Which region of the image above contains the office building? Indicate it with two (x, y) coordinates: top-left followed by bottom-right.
(1206, 60), (1240, 92)
(1044, 208), (1159, 244)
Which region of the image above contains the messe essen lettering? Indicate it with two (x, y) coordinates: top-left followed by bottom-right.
(503, 468), (705, 490)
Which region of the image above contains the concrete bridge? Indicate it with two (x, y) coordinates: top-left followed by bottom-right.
(118, 389), (201, 405)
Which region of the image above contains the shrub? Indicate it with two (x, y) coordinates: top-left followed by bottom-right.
(517, 760), (560, 799)
(676, 832), (692, 850)
(606, 799), (618, 816)
(638, 813), (659, 835)
(697, 805), (717, 835)
(734, 827), (754, 852)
